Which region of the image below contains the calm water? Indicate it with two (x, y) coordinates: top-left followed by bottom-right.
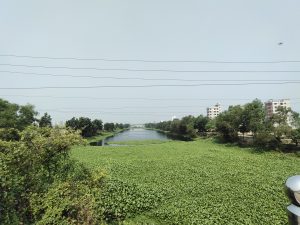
(91, 128), (171, 146)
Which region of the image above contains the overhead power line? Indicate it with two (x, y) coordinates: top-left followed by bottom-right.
(1, 70), (300, 82)
(5, 94), (298, 101)
(1, 63), (300, 73)
(0, 82), (300, 90)
(1, 53), (300, 64)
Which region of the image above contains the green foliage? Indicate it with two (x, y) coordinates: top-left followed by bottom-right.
(72, 140), (300, 224)
(39, 112), (52, 127)
(267, 106), (300, 148)
(104, 122), (115, 132)
(205, 118), (216, 132)
(66, 117), (128, 137)
(0, 126), (84, 224)
(100, 179), (162, 223)
(243, 99), (265, 135)
(145, 115), (197, 139)
(0, 98), (38, 130)
(291, 128), (300, 146)
(92, 119), (103, 131)
(215, 105), (244, 142)
(254, 129), (280, 149)
(18, 104), (38, 130)
(66, 117), (103, 137)
(194, 115), (209, 134)
(0, 128), (20, 141)
(30, 176), (103, 225)
(1, 126), (160, 225)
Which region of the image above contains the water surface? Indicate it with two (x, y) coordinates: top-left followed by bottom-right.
(91, 128), (170, 146)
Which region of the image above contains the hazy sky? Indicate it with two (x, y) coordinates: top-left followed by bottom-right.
(1, 0), (300, 124)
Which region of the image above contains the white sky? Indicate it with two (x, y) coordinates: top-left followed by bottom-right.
(0, 0), (300, 124)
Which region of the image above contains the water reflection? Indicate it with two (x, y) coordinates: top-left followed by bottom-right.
(90, 128), (171, 146)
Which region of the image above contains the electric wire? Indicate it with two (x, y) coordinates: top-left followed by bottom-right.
(1, 53), (300, 64)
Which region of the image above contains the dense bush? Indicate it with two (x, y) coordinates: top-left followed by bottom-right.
(0, 126), (84, 224)
(0, 128), (20, 141)
(0, 126), (159, 224)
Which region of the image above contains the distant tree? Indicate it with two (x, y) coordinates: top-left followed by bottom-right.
(291, 128), (300, 146)
(0, 98), (19, 128)
(104, 123), (115, 132)
(39, 113), (52, 127)
(66, 117), (79, 130)
(66, 117), (102, 137)
(0, 99), (38, 130)
(194, 115), (209, 134)
(124, 124), (130, 129)
(243, 99), (265, 138)
(205, 118), (216, 132)
(17, 104), (38, 130)
(170, 116), (197, 138)
(77, 117), (95, 137)
(92, 119), (103, 131)
(269, 106), (293, 142)
(216, 105), (243, 142)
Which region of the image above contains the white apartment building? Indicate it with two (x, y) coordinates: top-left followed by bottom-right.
(264, 99), (293, 126)
(265, 99), (291, 118)
(207, 103), (221, 119)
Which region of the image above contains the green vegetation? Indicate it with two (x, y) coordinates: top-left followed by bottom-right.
(146, 99), (300, 150)
(0, 98), (38, 130)
(0, 126), (161, 224)
(86, 131), (115, 143)
(1, 97), (300, 224)
(66, 117), (104, 138)
(39, 112), (52, 127)
(72, 139), (300, 224)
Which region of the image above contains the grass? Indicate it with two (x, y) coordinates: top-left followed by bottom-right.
(85, 131), (114, 143)
(71, 139), (300, 224)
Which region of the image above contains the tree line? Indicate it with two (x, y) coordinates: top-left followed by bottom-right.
(65, 117), (130, 137)
(145, 99), (300, 149)
(0, 98), (130, 140)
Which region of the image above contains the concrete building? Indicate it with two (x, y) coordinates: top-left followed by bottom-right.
(207, 103), (221, 119)
(265, 99), (291, 118)
(264, 99), (293, 126)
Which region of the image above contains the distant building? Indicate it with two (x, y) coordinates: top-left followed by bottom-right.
(207, 103), (221, 119)
(264, 99), (291, 118)
(264, 99), (293, 126)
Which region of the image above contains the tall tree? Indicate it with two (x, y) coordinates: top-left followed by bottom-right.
(194, 115), (209, 134)
(92, 119), (103, 131)
(0, 98), (19, 128)
(243, 99), (265, 138)
(17, 104), (38, 130)
(216, 105), (243, 142)
(39, 113), (52, 127)
(0, 99), (38, 130)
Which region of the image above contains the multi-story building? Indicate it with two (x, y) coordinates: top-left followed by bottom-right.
(207, 103), (221, 119)
(265, 99), (291, 118)
(264, 99), (293, 126)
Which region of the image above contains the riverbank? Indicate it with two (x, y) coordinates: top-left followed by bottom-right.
(145, 128), (194, 141)
(85, 128), (129, 144)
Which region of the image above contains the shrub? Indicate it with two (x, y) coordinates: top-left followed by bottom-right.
(0, 128), (20, 141)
